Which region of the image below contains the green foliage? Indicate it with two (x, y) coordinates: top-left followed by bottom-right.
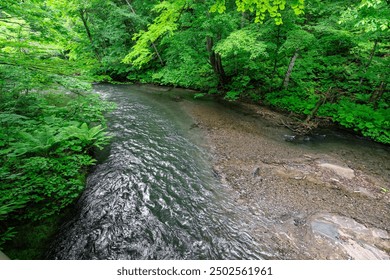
(122, 0), (187, 68)
(0, 92), (113, 252)
(214, 28), (268, 61)
(151, 28), (218, 89)
(60, 123), (110, 150)
(0, 0), (117, 257)
(224, 90), (241, 101)
(265, 89), (320, 114)
(319, 98), (390, 144)
(279, 28), (316, 53)
(211, 0), (305, 24)
(340, 0), (390, 33)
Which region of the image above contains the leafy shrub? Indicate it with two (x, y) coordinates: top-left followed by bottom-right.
(319, 98), (390, 144)
(224, 90), (241, 101)
(265, 89), (320, 114)
(265, 90), (389, 144)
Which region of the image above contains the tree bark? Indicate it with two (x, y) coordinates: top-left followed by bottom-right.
(282, 49), (299, 90)
(206, 36), (228, 87)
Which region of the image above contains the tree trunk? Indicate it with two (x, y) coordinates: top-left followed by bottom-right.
(370, 81), (386, 110)
(79, 10), (92, 44)
(305, 87), (332, 123)
(151, 43), (164, 66)
(269, 25), (282, 91)
(240, 12), (246, 28)
(359, 40), (378, 86)
(206, 36), (228, 87)
(79, 9), (101, 60)
(124, 0), (136, 14)
(207, 36), (227, 87)
(282, 49), (299, 90)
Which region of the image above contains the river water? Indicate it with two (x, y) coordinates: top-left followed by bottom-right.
(48, 84), (271, 260)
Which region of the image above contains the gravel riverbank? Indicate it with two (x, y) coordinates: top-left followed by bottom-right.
(181, 98), (390, 260)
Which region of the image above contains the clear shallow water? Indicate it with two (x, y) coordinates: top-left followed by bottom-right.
(48, 84), (270, 260)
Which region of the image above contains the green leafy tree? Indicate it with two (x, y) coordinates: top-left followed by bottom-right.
(210, 0), (305, 24)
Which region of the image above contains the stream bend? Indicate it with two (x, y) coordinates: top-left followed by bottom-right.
(48, 84), (270, 260)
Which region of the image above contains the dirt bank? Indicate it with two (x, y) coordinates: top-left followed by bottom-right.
(181, 98), (390, 260)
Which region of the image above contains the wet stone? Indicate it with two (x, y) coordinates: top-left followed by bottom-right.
(318, 163), (355, 179)
(311, 221), (340, 241)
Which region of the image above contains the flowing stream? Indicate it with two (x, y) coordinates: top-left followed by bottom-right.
(48, 84), (271, 260)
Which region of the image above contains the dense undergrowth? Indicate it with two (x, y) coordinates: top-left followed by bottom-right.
(264, 90), (389, 143)
(0, 85), (114, 258)
(0, 0), (115, 258)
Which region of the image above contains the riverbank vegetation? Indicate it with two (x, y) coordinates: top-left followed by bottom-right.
(0, 0), (113, 258)
(0, 0), (389, 258)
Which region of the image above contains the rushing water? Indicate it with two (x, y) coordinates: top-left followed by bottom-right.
(48, 84), (270, 260)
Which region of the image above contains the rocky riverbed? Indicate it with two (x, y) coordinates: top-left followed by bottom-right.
(181, 98), (390, 260)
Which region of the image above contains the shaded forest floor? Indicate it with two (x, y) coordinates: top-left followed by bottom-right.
(181, 97), (390, 259)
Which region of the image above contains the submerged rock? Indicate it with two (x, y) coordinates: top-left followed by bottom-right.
(283, 134), (297, 142)
(283, 134), (326, 143)
(283, 134), (312, 143)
